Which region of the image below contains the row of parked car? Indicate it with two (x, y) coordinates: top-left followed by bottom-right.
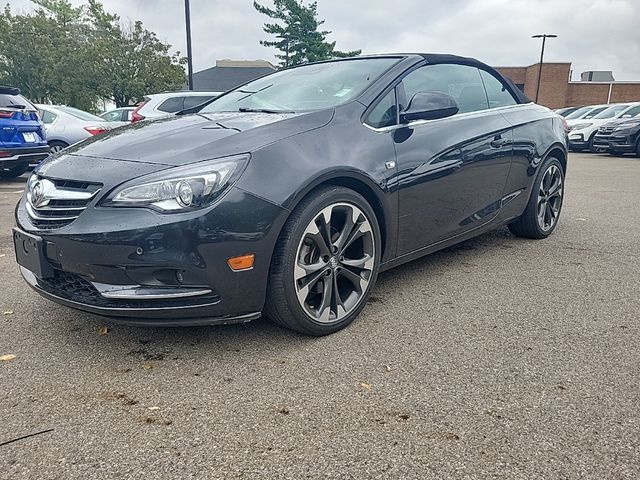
(0, 89), (221, 178)
(555, 102), (640, 156)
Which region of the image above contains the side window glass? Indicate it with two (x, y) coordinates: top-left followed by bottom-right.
(102, 111), (120, 122)
(401, 64), (489, 115)
(39, 110), (57, 124)
(479, 70), (517, 109)
(183, 96), (215, 109)
(365, 89), (397, 128)
(157, 97), (184, 113)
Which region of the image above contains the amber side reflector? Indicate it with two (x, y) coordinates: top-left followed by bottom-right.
(227, 253), (255, 271)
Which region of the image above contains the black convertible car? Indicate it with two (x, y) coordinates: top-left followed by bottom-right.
(14, 54), (567, 335)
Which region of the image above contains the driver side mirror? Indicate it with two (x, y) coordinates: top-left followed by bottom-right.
(400, 91), (459, 123)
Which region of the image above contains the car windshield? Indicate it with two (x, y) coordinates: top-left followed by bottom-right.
(565, 106), (594, 119)
(201, 58), (399, 114)
(56, 105), (104, 121)
(593, 105), (630, 119)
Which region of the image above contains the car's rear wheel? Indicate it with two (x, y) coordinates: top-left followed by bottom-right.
(508, 156), (564, 239)
(48, 141), (68, 153)
(265, 186), (381, 335)
(635, 138), (640, 157)
(0, 163), (29, 179)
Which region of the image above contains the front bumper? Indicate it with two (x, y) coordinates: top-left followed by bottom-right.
(567, 132), (590, 150)
(15, 186), (289, 326)
(593, 132), (637, 153)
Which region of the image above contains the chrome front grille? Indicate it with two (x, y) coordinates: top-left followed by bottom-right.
(599, 126), (615, 133)
(26, 176), (102, 228)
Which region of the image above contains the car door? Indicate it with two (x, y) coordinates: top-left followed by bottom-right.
(392, 62), (514, 255)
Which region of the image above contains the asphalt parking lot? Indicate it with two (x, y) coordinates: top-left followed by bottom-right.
(0, 152), (638, 479)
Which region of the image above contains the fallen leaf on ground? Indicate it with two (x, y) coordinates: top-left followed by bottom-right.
(148, 406), (160, 411)
(142, 363), (153, 370)
(99, 326), (110, 335)
(384, 365), (391, 372)
(3, 311), (14, 315)
(359, 382), (372, 391)
(0, 354), (17, 361)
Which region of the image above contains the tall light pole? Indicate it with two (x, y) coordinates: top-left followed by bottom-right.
(531, 34), (557, 103)
(184, 0), (194, 90)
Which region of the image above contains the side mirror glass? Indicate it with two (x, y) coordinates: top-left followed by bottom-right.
(400, 91), (459, 123)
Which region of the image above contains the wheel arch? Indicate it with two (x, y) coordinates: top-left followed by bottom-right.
(545, 143), (567, 173)
(282, 170), (393, 261)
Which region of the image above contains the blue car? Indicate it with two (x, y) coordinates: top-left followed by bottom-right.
(0, 86), (49, 178)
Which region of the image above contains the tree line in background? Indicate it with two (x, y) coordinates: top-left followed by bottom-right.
(0, 0), (360, 112)
(0, 0), (186, 111)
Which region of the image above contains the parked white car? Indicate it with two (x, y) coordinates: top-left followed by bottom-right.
(36, 104), (124, 153)
(131, 91), (222, 122)
(567, 102), (640, 152)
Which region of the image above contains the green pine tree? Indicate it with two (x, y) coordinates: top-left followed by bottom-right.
(254, 0), (361, 68)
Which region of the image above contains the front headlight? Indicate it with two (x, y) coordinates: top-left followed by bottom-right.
(571, 123), (593, 130)
(105, 154), (249, 212)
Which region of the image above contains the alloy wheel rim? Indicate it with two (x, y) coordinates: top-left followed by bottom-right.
(537, 164), (563, 232)
(294, 202), (375, 324)
(50, 145), (64, 153)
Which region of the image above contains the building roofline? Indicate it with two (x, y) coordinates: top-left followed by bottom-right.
(494, 62), (573, 69)
(568, 81), (640, 85)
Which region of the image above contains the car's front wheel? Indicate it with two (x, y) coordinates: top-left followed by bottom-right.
(508, 156), (565, 239)
(266, 186), (381, 335)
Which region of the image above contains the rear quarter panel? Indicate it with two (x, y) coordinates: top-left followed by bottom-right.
(498, 104), (567, 222)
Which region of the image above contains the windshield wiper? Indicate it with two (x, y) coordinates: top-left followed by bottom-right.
(238, 107), (295, 114)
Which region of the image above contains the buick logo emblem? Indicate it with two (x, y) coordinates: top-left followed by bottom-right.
(329, 256), (339, 269)
(30, 180), (46, 208)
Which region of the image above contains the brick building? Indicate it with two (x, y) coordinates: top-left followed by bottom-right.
(494, 62), (640, 109)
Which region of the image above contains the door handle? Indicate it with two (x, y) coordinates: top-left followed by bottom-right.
(490, 135), (510, 148)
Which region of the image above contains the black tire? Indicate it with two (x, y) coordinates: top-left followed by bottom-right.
(508, 156), (565, 239)
(635, 138), (640, 157)
(587, 133), (599, 153)
(48, 140), (69, 153)
(0, 162), (29, 179)
(265, 186), (381, 336)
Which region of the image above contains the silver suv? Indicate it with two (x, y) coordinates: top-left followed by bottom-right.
(131, 91), (222, 122)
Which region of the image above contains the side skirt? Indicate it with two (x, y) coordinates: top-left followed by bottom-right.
(379, 215), (519, 273)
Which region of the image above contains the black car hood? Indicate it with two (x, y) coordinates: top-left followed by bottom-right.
(609, 118), (640, 128)
(57, 109), (333, 166)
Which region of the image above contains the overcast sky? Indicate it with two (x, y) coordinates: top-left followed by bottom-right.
(6, 0), (640, 80)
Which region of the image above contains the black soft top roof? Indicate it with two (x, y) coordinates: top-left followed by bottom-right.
(361, 53), (530, 104)
(417, 53), (531, 104)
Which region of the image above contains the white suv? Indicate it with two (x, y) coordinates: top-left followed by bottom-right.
(131, 91), (222, 122)
(567, 102), (640, 152)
